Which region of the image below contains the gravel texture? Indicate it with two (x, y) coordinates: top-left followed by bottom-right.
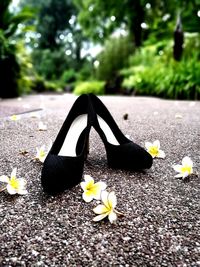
(0, 93), (200, 267)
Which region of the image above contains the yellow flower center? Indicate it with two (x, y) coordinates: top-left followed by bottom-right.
(149, 146), (159, 157)
(86, 182), (94, 191)
(39, 150), (46, 158)
(181, 166), (192, 174)
(9, 177), (20, 189)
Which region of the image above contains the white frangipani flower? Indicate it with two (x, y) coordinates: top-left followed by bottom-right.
(35, 145), (47, 163)
(80, 175), (107, 202)
(145, 140), (165, 158)
(0, 168), (28, 195)
(10, 114), (21, 121)
(173, 156), (193, 179)
(38, 121), (47, 131)
(93, 191), (123, 223)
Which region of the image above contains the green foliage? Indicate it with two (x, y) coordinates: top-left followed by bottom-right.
(61, 69), (77, 84)
(76, 62), (93, 81)
(45, 81), (62, 92)
(96, 35), (134, 79)
(0, 0), (33, 98)
(32, 49), (69, 80)
(0, 1), (33, 38)
(95, 35), (134, 94)
(122, 35), (200, 99)
(37, 0), (77, 49)
(31, 76), (62, 93)
(74, 0), (200, 47)
(31, 76), (46, 92)
(73, 81), (105, 95)
(16, 41), (35, 95)
(20, 0), (87, 81)
(74, 0), (146, 46)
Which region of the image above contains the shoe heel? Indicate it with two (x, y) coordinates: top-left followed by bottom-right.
(84, 137), (89, 160)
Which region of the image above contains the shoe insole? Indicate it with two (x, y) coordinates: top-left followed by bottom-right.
(58, 114), (88, 157)
(97, 115), (119, 145)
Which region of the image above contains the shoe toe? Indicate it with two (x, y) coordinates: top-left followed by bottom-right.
(107, 142), (153, 170)
(41, 154), (84, 195)
(137, 147), (153, 169)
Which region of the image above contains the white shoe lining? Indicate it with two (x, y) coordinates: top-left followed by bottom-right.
(58, 114), (88, 157)
(97, 115), (119, 145)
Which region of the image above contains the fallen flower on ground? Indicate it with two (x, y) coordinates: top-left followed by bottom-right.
(81, 175), (107, 202)
(145, 140), (165, 158)
(175, 113), (183, 119)
(38, 121), (47, 131)
(35, 145), (47, 163)
(10, 115), (21, 121)
(93, 191), (123, 223)
(0, 168), (28, 195)
(173, 156), (193, 179)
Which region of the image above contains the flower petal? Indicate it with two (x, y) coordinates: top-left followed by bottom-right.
(101, 191), (109, 208)
(150, 153), (156, 158)
(39, 155), (46, 163)
(173, 164), (183, 173)
(93, 204), (108, 214)
(82, 191), (93, 203)
(153, 140), (160, 149)
(108, 191), (117, 209)
(145, 142), (152, 149)
(18, 189), (28, 195)
(84, 175), (94, 184)
(17, 178), (27, 187)
(11, 168), (17, 179)
(157, 150), (165, 159)
(92, 182), (107, 200)
(182, 171), (189, 179)
(108, 211), (117, 223)
(95, 181), (107, 191)
(40, 145), (46, 151)
(174, 173), (183, 178)
(182, 156), (193, 167)
(80, 181), (87, 191)
(93, 213), (109, 222)
(6, 184), (17, 195)
(0, 175), (9, 183)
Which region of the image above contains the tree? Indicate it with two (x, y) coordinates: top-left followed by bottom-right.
(19, 0), (88, 79)
(73, 0), (200, 47)
(73, 0), (144, 47)
(37, 0), (76, 50)
(0, 0), (33, 98)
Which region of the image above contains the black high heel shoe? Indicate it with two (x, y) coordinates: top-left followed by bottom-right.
(41, 94), (93, 195)
(89, 93), (153, 170)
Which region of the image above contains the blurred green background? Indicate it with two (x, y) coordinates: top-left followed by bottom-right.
(0, 0), (200, 99)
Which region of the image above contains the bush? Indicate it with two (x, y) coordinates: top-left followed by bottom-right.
(95, 35), (134, 94)
(31, 76), (62, 93)
(45, 81), (62, 92)
(76, 62), (93, 81)
(32, 49), (69, 80)
(122, 35), (200, 99)
(73, 81), (105, 95)
(17, 41), (35, 95)
(61, 69), (77, 84)
(31, 76), (46, 92)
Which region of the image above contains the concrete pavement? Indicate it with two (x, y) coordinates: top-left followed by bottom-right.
(0, 93), (200, 266)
